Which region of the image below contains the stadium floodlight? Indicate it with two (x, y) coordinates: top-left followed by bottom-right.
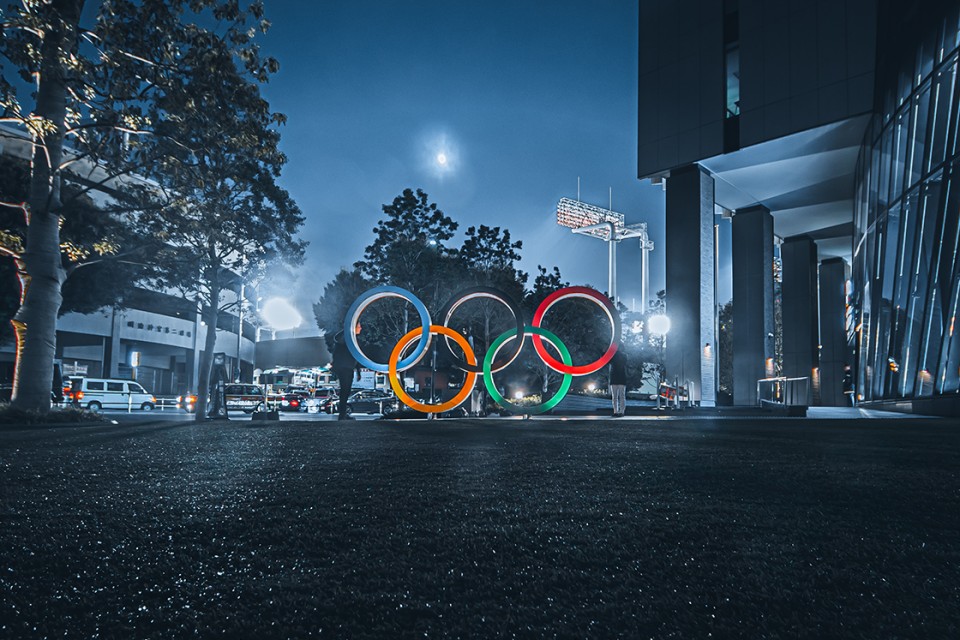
(556, 197), (654, 308)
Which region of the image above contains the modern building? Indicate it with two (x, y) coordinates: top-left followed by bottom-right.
(0, 284), (258, 398)
(639, 0), (960, 414)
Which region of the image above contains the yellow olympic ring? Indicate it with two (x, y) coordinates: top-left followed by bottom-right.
(388, 325), (477, 414)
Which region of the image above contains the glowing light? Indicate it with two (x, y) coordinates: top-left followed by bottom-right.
(513, 391), (524, 400)
(587, 382), (596, 392)
(648, 314), (671, 335)
(261, 298), (303, 331)
(420, 129), (459, 177)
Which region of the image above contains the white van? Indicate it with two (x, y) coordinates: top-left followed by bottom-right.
(70, 378), (157, 412)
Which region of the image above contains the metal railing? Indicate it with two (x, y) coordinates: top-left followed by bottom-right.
(756, 377), (810, 407)
(153, 397), (182, 411)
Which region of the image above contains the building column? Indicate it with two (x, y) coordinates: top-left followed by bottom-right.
(819, 257), (850, 406)
(104, 309), (123, 378)
(190, 312), (203, 391)
(732, 205), (774, 405)
(665, 164), (716, 406)
(781, 235), (819, 404)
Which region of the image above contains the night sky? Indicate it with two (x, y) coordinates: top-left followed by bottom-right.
(256, 0), (678, 324)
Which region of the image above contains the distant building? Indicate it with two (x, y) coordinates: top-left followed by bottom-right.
(639, 0), (960, 414)
(0, 126), (255, 396)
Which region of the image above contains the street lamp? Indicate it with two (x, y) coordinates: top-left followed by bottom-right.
(648, 314), (670, 408)
(648, 314), (671, 336)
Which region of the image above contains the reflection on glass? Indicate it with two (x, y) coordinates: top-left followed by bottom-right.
(725, 46), (740, 118)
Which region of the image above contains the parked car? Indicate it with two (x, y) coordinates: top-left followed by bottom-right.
(178, 384), (265, 414)
(178, 392), (199, 413)
(224, 384), (266, 413)
(69, 378), (156, 412)
(279, 392), (308, 412)
(301, 387), (338, 413)
(336, 389), (398, 415)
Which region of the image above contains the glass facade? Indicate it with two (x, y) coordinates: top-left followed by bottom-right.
(852, 7), (960, 401)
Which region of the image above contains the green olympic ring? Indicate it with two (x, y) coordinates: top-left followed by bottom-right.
(483, 326), (573, 415)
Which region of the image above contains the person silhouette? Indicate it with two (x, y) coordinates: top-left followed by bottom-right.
(609, 344), (627, 417)
(332, 323), (362, 420)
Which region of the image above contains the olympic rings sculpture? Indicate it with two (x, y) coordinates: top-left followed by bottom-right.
(343, 285), (620, 416)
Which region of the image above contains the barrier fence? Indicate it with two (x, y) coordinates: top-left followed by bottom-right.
(756, 377), (810, 407)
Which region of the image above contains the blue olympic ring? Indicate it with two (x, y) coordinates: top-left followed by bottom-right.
(343, 286), (432, 372)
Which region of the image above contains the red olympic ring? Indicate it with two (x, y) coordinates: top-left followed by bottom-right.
(530, 286), (620, 376)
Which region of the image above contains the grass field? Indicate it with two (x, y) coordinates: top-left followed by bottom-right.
(1, 417), (958, 638)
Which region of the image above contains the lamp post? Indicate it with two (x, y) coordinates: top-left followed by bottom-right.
(236, 279), (245, 382)
(648, 314), (671, 409)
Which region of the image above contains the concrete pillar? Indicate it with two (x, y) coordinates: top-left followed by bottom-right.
(105, 309), (123, 378)
(819, 257), (850, 406)
(732, 205), (774, 405)
(781, 235), (819, 404)
(190, 312), (202, 391)
(665, 164), (716, 406)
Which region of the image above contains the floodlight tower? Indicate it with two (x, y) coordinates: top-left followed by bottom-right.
(556, 197), (654, 308)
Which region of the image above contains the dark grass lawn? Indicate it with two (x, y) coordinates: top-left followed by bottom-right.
(1, 417), (958, 638)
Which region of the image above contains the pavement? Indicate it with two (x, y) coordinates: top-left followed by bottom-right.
(97, 402), (930, 425)
(1, 414), (958, 637)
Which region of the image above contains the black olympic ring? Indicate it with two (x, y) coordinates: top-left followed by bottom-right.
(437, 286), (526, 374)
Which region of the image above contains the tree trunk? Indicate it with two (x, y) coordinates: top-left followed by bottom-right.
(11, 0), (84, 413)
(194, 289), (220, 421)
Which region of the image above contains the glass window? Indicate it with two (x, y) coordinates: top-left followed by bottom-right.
(941, 274), (960, 394)
(879, 125), (893, 207)
(87, 381), (104, 391)
(912, 179), (944, 396)
(860, 282), (873, 398)
(891, 108), (910, 203)
(890, 191), (919, 395)
(881, 205), (901, 302)
(928, 58), (957, 173)
(898, 63), (913, 108)
(908, 82), (931, 188)
(936, 166), (960, 393)
(129, 384), (146, 393)
(943, 6), (960, 61)
(725, 45), (740, 118)
(107, 382), (124, 392)
(876, 203), (898, 396)
(900, 184), (939, 396)
(883, 86), (895, 124)
(918, 30), (936, 82)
